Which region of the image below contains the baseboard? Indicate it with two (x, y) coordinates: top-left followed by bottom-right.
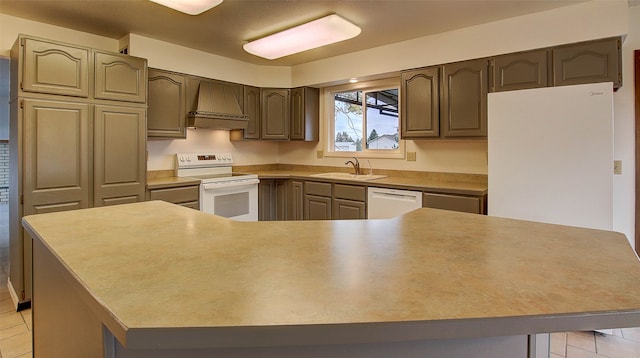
(7, 277), (31, 311)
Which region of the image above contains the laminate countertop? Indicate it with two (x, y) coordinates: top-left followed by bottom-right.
(246, 170), (487, 196)
(23, 201), (640, 353)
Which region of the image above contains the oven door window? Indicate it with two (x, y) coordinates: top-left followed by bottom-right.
(214, 192), (250, 218)
(200, 180), (259, 221)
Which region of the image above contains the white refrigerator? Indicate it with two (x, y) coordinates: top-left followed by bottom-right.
(488, 82), (614, 231)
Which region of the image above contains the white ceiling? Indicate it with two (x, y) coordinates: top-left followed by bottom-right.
(0, 0), (587, 66)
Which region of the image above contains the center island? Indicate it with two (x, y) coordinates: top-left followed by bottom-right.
(23, 201), (640, 358)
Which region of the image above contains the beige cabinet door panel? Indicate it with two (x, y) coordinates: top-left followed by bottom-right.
(94, 51), (147, 103)
(243, 85), (261, 139)
(147, 68), (187, 138)
(552, 37), (621, 88)
(93, 105), (146, 206)
(21, 38), (90, 98)
(401, 67), (440, 138)
(441, 59), (488, 137)
(22, 99), (90, 214)
(261, 88), (290, 140)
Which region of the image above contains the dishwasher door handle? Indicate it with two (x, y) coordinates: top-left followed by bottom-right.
(370, 191), (419, 202)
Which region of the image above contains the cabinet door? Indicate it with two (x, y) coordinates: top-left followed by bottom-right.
(333, 199), (366, 220)
(22, 99), (91, 214)
(21, 38), (90, 98)
(147, 68), (187, 138)
(492, 49), (550, 92)
(423, 192), (483, 214)
(401, 67), (440, 138)
(261, 88), (290, 140)
(289, 180), (304, 221)
(258, 179), (275, 221)
(243, 86), (261, 139)
(304, 194), (332, 220)
(290, 87), (319, 141)
(275, 180), (289, 221)
(94, 51), (147, 103)
(552, 37), (621, 89)
(93, 105), (146, 206)
(441, 59), (488, 138)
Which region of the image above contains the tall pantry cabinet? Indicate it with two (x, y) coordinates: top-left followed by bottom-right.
(8, 35), (147, 308)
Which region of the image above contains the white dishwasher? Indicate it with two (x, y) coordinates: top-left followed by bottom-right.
(367, 187), (423, 219)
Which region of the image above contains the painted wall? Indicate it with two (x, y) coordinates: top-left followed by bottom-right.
(613, 4), (640, 250)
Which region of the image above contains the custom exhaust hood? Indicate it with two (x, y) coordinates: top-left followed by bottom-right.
(187, 81), (248, 130)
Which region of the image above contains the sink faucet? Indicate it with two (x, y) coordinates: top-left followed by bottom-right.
(345, 157), (360, 175)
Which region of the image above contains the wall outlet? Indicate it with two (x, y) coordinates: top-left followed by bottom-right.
(407, 152), (416, 161)
(316, 150), (324, 159)
(614, 160), (622, 175)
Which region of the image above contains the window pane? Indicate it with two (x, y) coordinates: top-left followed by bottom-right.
(365, 89), (399, 150)
(334, 91), (363, 152)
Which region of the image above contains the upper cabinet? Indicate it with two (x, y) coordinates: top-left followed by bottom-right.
(94, 51), (147, 103)
(261, 88), (290, 140)
(441, 58), (489, 138)
(147, 68), (187, 139)
(401, 67), (440, 138)
(401, 59), (488, 139)
(290, 87), (319, 141)
(492, 49), (550, 92)
(401, 37), (621, 139)
(552, 37), (621, 89)
(15, 36), (148, 102)
(238, 85), (261, 140)
(19, 37), (90, 98)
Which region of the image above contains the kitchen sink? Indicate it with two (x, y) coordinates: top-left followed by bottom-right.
(310, 172), (387, 181)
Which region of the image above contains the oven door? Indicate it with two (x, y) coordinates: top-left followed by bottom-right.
(200, 179), (260, 221)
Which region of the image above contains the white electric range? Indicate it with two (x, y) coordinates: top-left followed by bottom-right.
(175, 153), (259, 221)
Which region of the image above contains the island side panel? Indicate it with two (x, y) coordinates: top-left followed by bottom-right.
(33, 237), (105, 357)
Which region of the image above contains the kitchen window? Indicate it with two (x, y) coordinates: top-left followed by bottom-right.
(325, 78), (403, 158)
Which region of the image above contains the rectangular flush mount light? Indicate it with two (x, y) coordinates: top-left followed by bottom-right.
(149, 0), (223, 15)
(243, 14), (361, 60)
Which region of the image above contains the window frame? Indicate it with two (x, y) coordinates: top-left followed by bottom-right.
(323, 77), (404, 159)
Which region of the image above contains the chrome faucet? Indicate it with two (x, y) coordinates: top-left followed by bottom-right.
(345, 157), (360, 175)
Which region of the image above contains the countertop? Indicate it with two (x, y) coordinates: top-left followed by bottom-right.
(22, 201), (640, 350)
(251, 169), (488, 196)
(147, 168), (488, 196)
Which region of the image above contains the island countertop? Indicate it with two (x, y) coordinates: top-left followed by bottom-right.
(23, 201), (640, 352)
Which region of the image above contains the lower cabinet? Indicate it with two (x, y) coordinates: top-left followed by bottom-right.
(258, 179), (291, 221)
(333, 184), (366, 220)
(289, 181), (304, 220)
(147, 185), (199, 209)
(304, 181), (332, 220)
(423, 192), (486, 214)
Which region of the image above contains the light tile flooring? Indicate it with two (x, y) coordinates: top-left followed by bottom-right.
(1, 203), (640, 357)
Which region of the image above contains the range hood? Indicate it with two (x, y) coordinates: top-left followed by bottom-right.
(187, 81), (248, 130)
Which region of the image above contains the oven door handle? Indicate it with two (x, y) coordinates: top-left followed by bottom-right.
(202, 178), (260, 190)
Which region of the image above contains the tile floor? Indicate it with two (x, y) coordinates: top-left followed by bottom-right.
(1, 203), (640, 357)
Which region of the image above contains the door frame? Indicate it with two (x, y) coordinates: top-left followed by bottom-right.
(635, 50), (640, 256)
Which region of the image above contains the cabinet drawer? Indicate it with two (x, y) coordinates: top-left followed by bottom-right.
(149, 185), (200, 204)
(180, 201), (200, 210)
(334, 184), (366, 202)
(423, 193), (481, 214)
(305, 181), (332, 197)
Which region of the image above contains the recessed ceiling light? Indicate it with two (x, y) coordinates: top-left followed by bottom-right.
(243, 14), (361, 60)
(149, 0), (223, 15)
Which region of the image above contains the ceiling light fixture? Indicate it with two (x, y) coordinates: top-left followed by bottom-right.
(243, 14), (361, 60)
(149, 0), (223, 15)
